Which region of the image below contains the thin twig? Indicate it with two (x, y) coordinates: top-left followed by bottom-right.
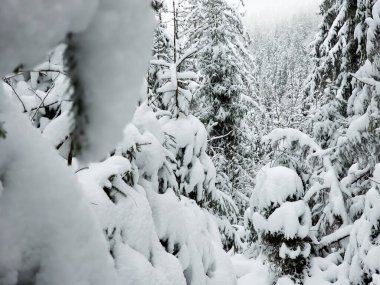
(3, 78), (27, 112)
(208, 131), (232, 142)
(31, 73), (60, 120)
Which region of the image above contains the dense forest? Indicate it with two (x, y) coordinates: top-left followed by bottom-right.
(0, 0), (379, 285)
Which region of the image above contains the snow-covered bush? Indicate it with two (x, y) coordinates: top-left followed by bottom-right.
(78, 156), (186, 285)
(250, 166), (311, 283)
(78, 103), (237, 285)
(263, 128), (351, 242)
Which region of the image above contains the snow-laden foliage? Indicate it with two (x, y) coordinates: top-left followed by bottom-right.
(3, 0), (380, 284)
(183, 0), (258, 224)
(251, 166), (304, 211)
(0, 92), (118, 285)
(262, 128), (350, 240)
(344, 164), (380, 284)
(0, 1), (166, 284)
(1, 0), (155, 162)
(254, 0), (380, 283)
(1, 10), (237, 282)
(78, 103), (237, 285)
(249, 166), (311, 284)
(3, 44), (74, 161)
(145, 0), (244, 252)
(67, 0), (155, 161)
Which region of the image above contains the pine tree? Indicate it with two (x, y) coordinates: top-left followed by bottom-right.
(345, 164), (380, 284)
(146, 0), (174, 109)
(147, 0), (240, 251)
(304, 0), (380, 240)
(185, 0), (257, 225)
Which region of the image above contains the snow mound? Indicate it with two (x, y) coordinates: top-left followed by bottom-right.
(305, 253), (349, 285)
(231, 254), (269, 285)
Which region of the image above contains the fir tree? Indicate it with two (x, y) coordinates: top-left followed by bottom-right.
(147, 0), (240, 251)
(185, 0), (257, 225)
(250, 166), (311, 284)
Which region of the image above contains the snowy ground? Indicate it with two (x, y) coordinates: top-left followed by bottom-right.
(231, 254), (269, 285)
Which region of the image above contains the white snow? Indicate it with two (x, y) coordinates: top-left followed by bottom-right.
(0, 93), (118, 285)
(230, 254), (269, 285)
(73, 0), (155, 161)
(42, 111), (73, 147)
(1, 1), (156, 162)
(79, 159), (187, 285)
(305, 253), (349, 285)
(252, 200), (311, 239)
(77, 103), (237, 285)
(251, 166), (304, 210)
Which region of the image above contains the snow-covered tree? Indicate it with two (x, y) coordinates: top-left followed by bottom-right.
(0, 1), (159, 284)
(263, 128), (351, 243)
(184, 0), (257, 227)
(146, 0), (174, 108)
(146, 0), (242, 251)
(77, 103), (237, 285)
(256, 0), (380, 283)
(304, 0), (380, 242)
(344, 164), (380, 285)
(250, 166), (311, 284)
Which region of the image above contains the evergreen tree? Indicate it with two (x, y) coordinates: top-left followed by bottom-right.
(250, 166), (311, 284)
(185, 0), (257, 224)
(345, 164), (380, 284)
(258, 0), (380, 283)
(147, 0), (240, 251)
(304, 0), (380, 241)
(146, 0), (174, 109)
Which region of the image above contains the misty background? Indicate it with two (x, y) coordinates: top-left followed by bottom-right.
(244, 0), (320, 31)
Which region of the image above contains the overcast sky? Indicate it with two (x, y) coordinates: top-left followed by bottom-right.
(244, 0), (319, 30)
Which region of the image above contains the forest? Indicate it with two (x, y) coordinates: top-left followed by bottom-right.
(0, 0), (379, 284)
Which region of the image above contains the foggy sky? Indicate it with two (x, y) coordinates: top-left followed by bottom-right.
(244, 0), (319, 30)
